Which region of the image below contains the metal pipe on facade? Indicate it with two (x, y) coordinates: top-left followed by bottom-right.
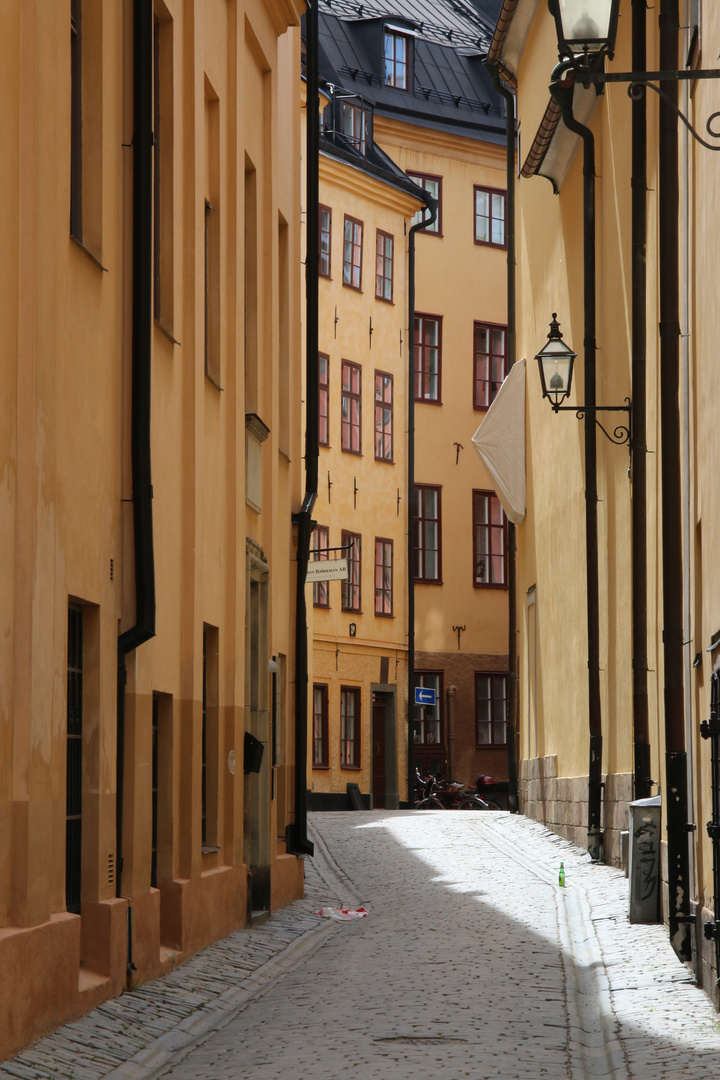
(550, 75), (604, 863)
(631, 0), (651, 801)
(484, 59), (518, 812)
(289, 0), (319, 857)
(406, 199), (436, 804)
(117, 0), (156, 899)
(658, 0), (692, 961)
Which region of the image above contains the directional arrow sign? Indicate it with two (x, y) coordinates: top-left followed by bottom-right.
(414, 687), (437, 706)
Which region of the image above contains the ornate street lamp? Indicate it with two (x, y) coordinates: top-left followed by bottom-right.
(549, 0), (620, 62)
(535, 313), (631, 444)
(535, 313), (576, 410)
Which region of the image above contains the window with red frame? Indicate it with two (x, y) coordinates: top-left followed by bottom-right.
(408, 173), (441, 234)
(374, 538), (393, 616)
(375, 230), (393, 301)
(341, 531), (361, 612)
(341, 360), (362, 454)
(313, 684), (329, 766)
(476, 673), (507, 746)
(340, 686), (361, 767)
(384, 30), (408, 89)
(319, 206), (331, 277)
(319, 353), (329, 446)
(473, 491), (506, 586)
(414, 314), (441, 402)
(474, 323), (507, 408)
(374, 371), (393, 461)
(474, 185), (506, 248)
(312, 525), (329, 608)
(414, 485), (441, 583)
(343, 215), (363, 289)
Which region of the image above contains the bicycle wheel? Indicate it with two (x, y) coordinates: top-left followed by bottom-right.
(458, 796), (489, 810)
(484, 798), (502, 811)
(416, 797), (444, 810)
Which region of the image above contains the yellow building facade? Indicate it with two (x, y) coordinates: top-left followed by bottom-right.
(304, 96), (425, 809)
(1, 0), (305, 1058)
(311, 4), (512, 805)
(491, 0), (720, 1001)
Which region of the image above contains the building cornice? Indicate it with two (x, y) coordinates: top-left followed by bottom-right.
(319, 151), (423, 215)
(264, 0), (304, 36)
(373, 114), (508, 169)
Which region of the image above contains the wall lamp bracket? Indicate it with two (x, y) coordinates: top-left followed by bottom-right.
(552, 398), (632, 450)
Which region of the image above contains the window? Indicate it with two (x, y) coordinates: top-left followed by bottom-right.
(340, 687), (361, 768)
(384, 30), (408, 88)
(312, 525), (329, 608)
(408, 173), (441, 234)
(414, 485), (441, 583)
(374, 371), (393, 462)
(341, 360), (362, 454)
(474, 185), (506, 248)
(473, 491), (507, 587)
(313, 685), (329, 767)
(70, 0), (103, 257)
(476, 674), (507, 746)
(319, 205), (332, 277)
(342, 531), (361, 612)
(375, 230), (394, 302)
(204, 85), (220, 385)
(343, 215), (363, 289)
(319, 353), (329, 447)
(153, 11), (174, 332)
(474, 323), (507, 408)
(414, 315), (441, 403)
(340, 101), (368, 153)
(66, 603), (83, 915)
(374, 539), (393, 616)
(413, 673), (442, 745)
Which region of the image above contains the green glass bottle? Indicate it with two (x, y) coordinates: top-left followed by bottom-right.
(558, 862), (566, 887)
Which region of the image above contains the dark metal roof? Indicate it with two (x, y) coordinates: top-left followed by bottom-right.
(317, 1), (509, 144)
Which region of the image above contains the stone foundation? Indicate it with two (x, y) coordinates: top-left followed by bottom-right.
(518, 756), (632, 868)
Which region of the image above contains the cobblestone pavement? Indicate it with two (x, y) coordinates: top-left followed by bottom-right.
(3, 812), (720, 1080)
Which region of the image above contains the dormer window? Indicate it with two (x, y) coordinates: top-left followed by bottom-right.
(384, 30), (408, 89)
(340, 99), (367, 153)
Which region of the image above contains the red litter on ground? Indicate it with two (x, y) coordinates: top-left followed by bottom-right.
(316, 906), (369, 920)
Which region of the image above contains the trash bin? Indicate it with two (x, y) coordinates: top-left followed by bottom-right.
(628, 794), (661, 923)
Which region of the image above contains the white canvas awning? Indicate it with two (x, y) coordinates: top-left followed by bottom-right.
(471, 359), (526, 526)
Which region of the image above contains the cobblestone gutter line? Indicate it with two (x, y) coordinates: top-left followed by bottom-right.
(474, 815), (630, 1080)
(0, 835), (346, 1080)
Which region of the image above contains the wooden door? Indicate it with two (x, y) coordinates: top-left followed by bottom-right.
(372, 704), (386, 809)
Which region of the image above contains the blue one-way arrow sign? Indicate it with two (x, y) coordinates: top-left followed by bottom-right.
(414, 687), (437, 706)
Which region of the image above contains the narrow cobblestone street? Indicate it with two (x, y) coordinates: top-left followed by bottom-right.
(3, 812), (720, 1080)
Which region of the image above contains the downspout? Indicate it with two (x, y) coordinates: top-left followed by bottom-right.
(288, 0), (318, 857)
(446, 685), (456, 781)
(485, 59), (518, 812)
(658, 0), (693, 960)
(631, 0), (651, 801)
(680, 9), (696, 911)
(117, 0), (156, 901)
(406, 199), (437, 804)
(550, 72), (604, 864)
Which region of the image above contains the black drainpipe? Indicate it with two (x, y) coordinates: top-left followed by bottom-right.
(658, 0), (693, 961)
(550, 72), (604, 864)
(631, 0), (651, 800)
(116, 0), (156, 901)
(288, 0), (318, 857)
(407, 199), (436, 804)
(484, 60), (518, 813)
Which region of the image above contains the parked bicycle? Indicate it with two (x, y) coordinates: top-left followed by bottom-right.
(414, 772), (492, 810)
